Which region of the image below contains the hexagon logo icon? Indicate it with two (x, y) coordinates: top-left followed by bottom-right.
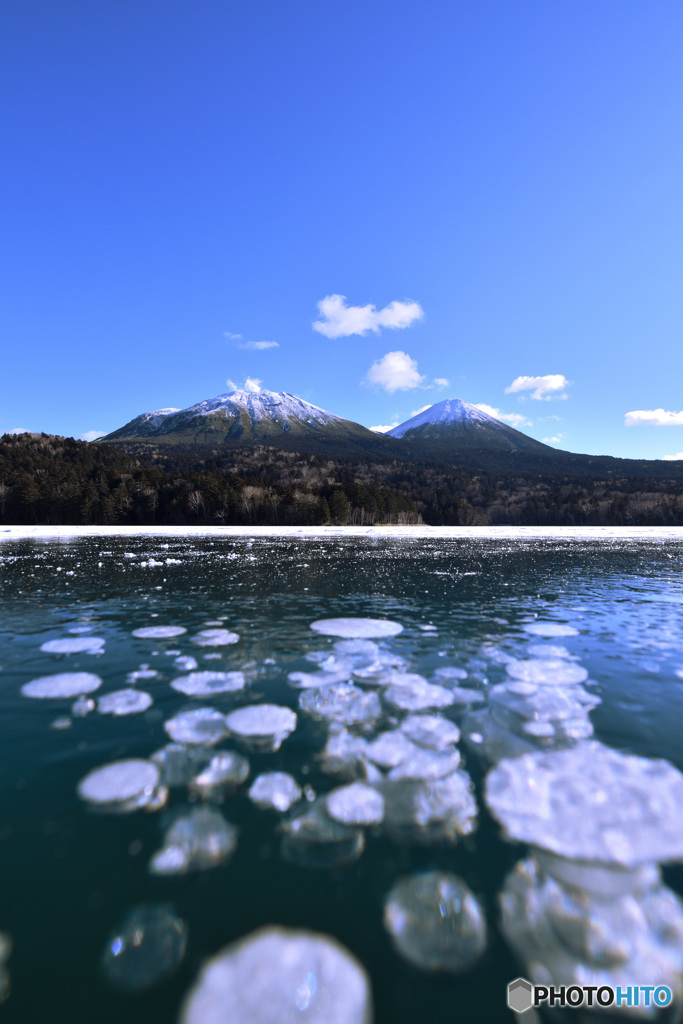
(508, 977), (533, 1013)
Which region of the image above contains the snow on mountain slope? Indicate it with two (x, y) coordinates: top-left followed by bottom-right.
(387, 399), (496, 436)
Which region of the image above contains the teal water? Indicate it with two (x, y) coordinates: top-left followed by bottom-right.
(1, 532), (683, 1023)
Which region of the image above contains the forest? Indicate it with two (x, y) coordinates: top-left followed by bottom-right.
(2, 431), (683, 527)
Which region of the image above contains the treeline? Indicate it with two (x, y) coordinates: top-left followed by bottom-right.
(2, 432), (683, 527)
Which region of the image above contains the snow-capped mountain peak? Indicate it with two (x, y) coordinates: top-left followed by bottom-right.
(387, 399), (496, 437)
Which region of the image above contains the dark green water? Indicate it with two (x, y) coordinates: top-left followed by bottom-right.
(1, 532), (683, 1023)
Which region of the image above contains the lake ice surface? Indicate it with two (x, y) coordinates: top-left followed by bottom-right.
(2, 527), (683, 1023)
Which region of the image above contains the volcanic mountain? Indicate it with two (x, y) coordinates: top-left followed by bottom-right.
(388, 398), (555, 453)
(100, 389), (397, 455)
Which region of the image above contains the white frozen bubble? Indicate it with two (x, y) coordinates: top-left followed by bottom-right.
(433, 667), (468, 682)
(77, 759), (161, 811)
(299, 684), (381, 729)
(126, 668), (159, 683)
(191, 628), (239, 647)
(98, 689), (153, 716)
(179, 927), (372, 1024)
(101, 905), (188, 993)
(501, 855), (683, 1002)
(400, 715), (460, 749)
(50, 716), (72, 730)
(150, 807), (238, 876)
(22, 672), (102, 699)
(320, 726), (372, 780)
(333, 639), (381, 658)
(72, 695), (95, 717)
(384, 872), (486, 973)
(506, 658), (588, 686)
(191, 751), (250, 798)
(174, 655), (199, 671)
(41, 637), (105, 655)
(388, 749), (461, 782)
(150, 743), (213, 787)
(383, 677), (455, 712)
(486, 741), (683, 867)
(380, 771), (477, 845)
(164, 708), (228, 747)
(249, 772), (302, 812)
(523, 622), (579, 638)
(68, 624), (94, 634)
(288, 669), (351, 690)
(326, 783), (385, 825)
(224, 704), (297, 752)
(311, 617), (403, 639)
(171, 671), (246, 697)
(281, 800), (365, 869)
(367, 731), (420, 770)
(132, 626), (187, 639)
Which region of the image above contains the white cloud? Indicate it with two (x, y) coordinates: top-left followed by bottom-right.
(223, 331), (243, 341)
(433, 377), (449, 390)
(542, 433), (566, 445)
(505, 374), (570, 400)
(664, 452), (683, 461)
(474, 403), (532, 428)
(313, 294), (424, 338)
(624, 409), (683, 427)
(238, 340), (279, 350)
(226, 376), (263, 393)
(364, 351), (425, 393)
(7, 427), (32, 435)
(370, 422), (399, 433)
(80, 430), (106, 442)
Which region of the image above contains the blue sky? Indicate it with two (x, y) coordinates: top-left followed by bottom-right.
(2, 0), (683, 460)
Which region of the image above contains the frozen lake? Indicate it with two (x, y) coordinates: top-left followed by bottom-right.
(1, 527), (683, 1023)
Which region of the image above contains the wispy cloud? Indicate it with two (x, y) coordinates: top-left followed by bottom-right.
(223, 331), (243, 341)
(624, 409), (683, 427)
(542, 433), (566, 445)
(238, 340), (279, 350)
(370, 422), (400, 433)
(80, 430), (106, 442)
(313, 294), (424, 339)
(433, 377), (449, 390)
(505, 374), (570, 400)
(663, 452), (683, 461)
(474, 403), (532, 428)
(364, 351), (425, 393)
(226, 376), (262, 393)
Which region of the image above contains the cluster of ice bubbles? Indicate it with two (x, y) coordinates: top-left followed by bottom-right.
(26, 610), (683, 1019)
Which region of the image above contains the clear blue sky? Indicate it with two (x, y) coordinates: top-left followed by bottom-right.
(2, 0), (683, 460)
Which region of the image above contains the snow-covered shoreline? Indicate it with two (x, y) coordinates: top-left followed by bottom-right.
(2, 524), (683, 543)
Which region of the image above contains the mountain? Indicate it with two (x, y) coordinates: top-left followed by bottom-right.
(100, 389), (398, 455)
(387, 398), (555, 454)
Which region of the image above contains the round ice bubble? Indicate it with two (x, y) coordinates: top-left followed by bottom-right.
(191, 629), (239, 647)
(77, 759), (160, 808)
(22, 672), (102, 699)
(41, 637), (105, 655)
(150, 807), (238, 876)
(132, 626), (187, 639)
(179, 927), (372, 1024)
(98, 689), (153, 716)
(164, 708), (228, 746)
(249, 773), (302, 812)
(486, 740), (683, 867)
(384, 872), (487, 973)
(101, 905), (188, 992)
(171, 671), (246, 697)
(326, 783), (385, 825)
(224, 705), (297, 752)
(311, 618), (403, 639)
(523, 622), (578, 638)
